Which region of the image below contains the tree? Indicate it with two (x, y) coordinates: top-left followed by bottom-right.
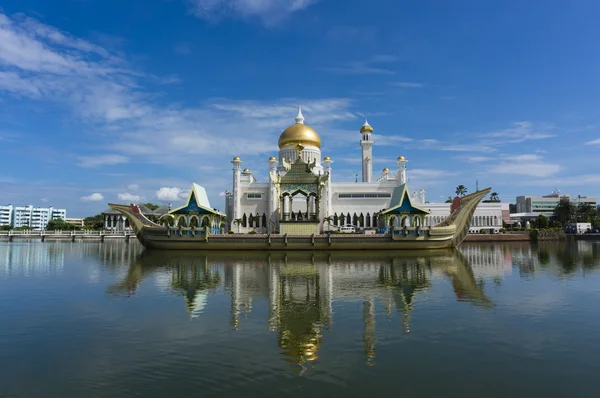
(577, 203), (595, 222)
(46, 218), (76, 231)
(553, 199), (575, 225)
(84, 214), (104, 230)
(142, 203), (160, 211)
(445, 196), (453, 203)
(233, 218), (242, 233)
(537, 214), (549, 229)
(0, 225), (11, 231)
(323, 216), (334, 231)
(455, 185), (467, 197)
(490, 192), (500, 202)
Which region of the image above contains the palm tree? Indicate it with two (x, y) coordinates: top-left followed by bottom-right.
(553, 199), (575, 224)
(455, 185), (467, 197)
(233, 218), (242, 233)
(577, 203), (595, 222)
(323, 216), (334, 231)
(445, 196), (453, 203)
(489, 192), (500, 202)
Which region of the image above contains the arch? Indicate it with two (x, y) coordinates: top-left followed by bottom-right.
(201, 217), (209, 227)
(366, 213), (371, 228)
(189, 216), (199, 228)
(242, 213), (247, 228)
(346, 213), (351, 225)
(177, 216), (187, 227)
(389, 216), (396, 227)
(333, 213), (338, 225)
(353, 213), (358, 226)
(262, 213), (267, 229)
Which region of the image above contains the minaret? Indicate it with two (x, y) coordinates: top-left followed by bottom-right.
(397, 156), (407, 185)
(268, 156), (277, 232)
(360, 120), (374, 183)
(231, 156), (242, 221)
(295, 105), (305, 124)
(323, 156), (333, 218)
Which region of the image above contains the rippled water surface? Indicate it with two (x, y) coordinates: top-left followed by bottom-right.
(1, 241), (600, 397)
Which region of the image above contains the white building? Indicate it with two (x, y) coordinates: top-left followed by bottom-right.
(0, 205), (67, 229)
(516, 191), (597, 216)
(225, 107), (502, 234)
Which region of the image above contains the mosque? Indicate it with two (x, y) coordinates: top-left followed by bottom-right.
(225, 107), (503, 234)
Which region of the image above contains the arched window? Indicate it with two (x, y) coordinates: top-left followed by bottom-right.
(177, 217), (186, 227)
(262, 213), (267, 229)
(333, 213), (338, 225)
(366, 213), (371, 228)
(201, 217), (209, 227)
(353, 213), (358, 226)
(242, 213), (247, 228)
(347, 213), (351, 225)
(190, 216), (199, 228)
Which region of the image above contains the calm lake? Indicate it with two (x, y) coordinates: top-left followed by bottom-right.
(1, 241), (600, 397)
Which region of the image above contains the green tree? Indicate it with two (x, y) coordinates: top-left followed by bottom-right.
(233, 218), (242, 233)
(553, 199), (575, 225)
(577, 203), (595, 222)
(490, 192), (500, 202)
(323, 216), (334, 231)
(84, 214), (104, 230)
(537, 214), (549, 229)
(0, 225), (11, 231)
(142, 203), (160, 210)
(445, 196), (453, 203)
(455, 185), (467, 197)
(46, 218), (76, 231)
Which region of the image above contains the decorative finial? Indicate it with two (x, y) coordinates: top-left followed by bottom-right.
(294, 143), (305, 159)
(295, 105), (305, 124)
(360, 119), (374, 133)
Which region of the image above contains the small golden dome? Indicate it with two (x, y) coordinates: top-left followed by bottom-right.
(360, 120), (374, 133)
(242, 168), (250, 173)
(397, 156), (405, 161)
(383, 168), (390, 174)
(278, 123), (321, 149)
(323, 156), (331, 161)
(232, 156), (241, 162)
(268, 156), (276, 161)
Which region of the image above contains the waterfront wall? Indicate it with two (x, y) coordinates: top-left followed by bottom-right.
(529, 229), (566, 242)
(464, 233), (531, 242)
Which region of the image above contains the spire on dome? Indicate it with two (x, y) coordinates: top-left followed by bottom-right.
(360, 119), (374, 133)
(295, 105), (305, 124)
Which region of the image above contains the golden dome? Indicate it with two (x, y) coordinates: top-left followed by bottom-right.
(268, 156), (276, 162)
(242, 168), (250, 173)
(323, 156), (331, 161)
(278, 123), (321, 149)
(360, 120), (373, 133)
(232, 156), (241, 162)
(383, 168), (390, 174)
(397, 156), (406, 161)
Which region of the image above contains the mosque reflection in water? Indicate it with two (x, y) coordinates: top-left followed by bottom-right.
(107, 247), (500, 367)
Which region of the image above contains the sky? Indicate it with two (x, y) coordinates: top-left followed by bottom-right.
(1, 0), (600, 217)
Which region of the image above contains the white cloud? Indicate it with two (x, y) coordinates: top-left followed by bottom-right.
(319, 56), (398, 75)
(40, 197), (48, 203)
(0, 12), (359, 166)
(523, 174), (600, 187)
(585, 138), (600, 145)
(126, 183), (140, 191)
(489, 154), (560, 178)
(391, 82), (424, 88)
(482, 121), (555, 144)
(80, 193), (104, 202)
(465, 156), (492, 163)
(77, 154), (129, 167)
(117, 192), (141, 202)
(186, 0), (320, 25)
(156, 187), (189, 201)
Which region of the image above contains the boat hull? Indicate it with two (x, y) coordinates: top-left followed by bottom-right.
(135, 227), (456, 251)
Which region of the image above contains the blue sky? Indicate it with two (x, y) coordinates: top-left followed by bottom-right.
(1, 0), (600, 217)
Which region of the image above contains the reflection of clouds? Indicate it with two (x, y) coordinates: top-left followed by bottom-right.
(1, 243), (64, 278)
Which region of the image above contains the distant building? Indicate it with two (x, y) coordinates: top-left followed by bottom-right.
(65, 218), (85, 228)
(0, 205), (67, 229)
(516, 190), (597, 216)
(102, 204), (169, 232)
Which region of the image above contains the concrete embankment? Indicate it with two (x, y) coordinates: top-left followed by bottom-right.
(464, 233), (531, 242)
(529, 229), (566, 242)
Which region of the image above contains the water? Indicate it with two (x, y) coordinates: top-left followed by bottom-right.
(1, 241), (600, 397)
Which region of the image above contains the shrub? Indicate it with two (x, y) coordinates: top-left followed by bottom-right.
(273, 230), (280, 234)
(248, 230), (257, 234)
(332, 230), (342, 234)
(479, 228), (486, 234)
(499, 228), (506, 233)
(227, 230), (234, 234)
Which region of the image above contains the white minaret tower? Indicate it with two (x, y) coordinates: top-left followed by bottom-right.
(360, 120), (374, 183)
(323, 156), (333, 218)
(397, 156), (407, 185)
(268, 156), (278, 232)
(231, 156), (242, 221)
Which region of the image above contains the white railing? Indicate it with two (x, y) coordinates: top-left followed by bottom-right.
(0, 229), (136, 236)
